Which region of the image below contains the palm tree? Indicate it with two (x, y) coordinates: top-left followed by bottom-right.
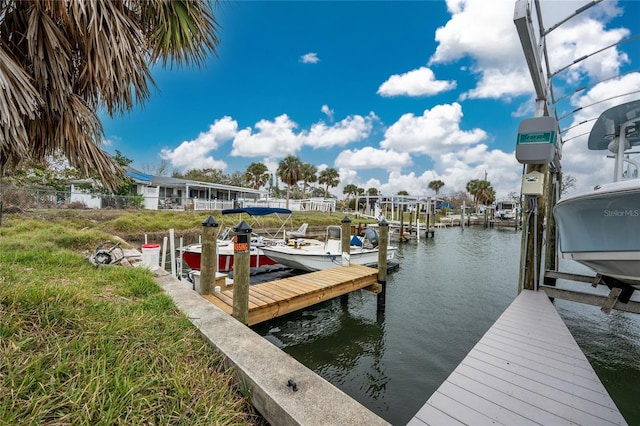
(244, 162), (270, 190)
(428, 179), (445, 207)
(0, 1), (220, 190)
(277, 155), (302, 208)
(299, 162), (318, 197)
(475, 180), (496, 206)
(342, 184), (359, 201)
(318, 167), (340, 198)
(467, 178), (496, 209)
(466, 179), (481, 208)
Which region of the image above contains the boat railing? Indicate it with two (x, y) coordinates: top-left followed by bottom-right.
(623, 155), (639, 180)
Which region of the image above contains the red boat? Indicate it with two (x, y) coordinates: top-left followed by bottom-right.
(180, 207), (301, 272)
(181, 241), (278, 272)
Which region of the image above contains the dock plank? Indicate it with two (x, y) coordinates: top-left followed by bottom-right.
(204, 265), (378, 326)
(409, 290), (627, 425)
(466, 348), (616, 408)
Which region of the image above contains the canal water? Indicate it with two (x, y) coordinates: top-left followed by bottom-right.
(251, 226), (640, 425)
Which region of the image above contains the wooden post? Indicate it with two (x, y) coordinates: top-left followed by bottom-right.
(232, 220), (252, 324)
(408, 211), (413, 236)
(377, 219), (389, 311)
(519, 164), (548, 292)
(341, 216), (351, 266)
(199, 216), (219, 294)
(426, 197), (431, 231)
(399, 208), (404, 239)
(545, 171), (559, 275)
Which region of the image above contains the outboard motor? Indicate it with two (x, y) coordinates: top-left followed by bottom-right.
(364, 227), (379, 248)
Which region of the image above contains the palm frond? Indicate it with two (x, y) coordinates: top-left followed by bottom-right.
(142, 0), (220, 67)
(26, 94), (124, 190)
(0, 46), (43, 170)
(0, 0), (220, 188)
(71, 0), (152, 115)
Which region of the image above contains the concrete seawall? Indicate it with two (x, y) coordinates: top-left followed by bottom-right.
(154, 269), (389, 426)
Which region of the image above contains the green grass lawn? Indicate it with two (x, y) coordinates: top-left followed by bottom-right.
(0, 212), (263, 425)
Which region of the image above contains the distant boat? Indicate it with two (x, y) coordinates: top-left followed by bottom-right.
(554, 99), (640, 290)
(495, 200), (519, 220)
(261, 225), (396, 272)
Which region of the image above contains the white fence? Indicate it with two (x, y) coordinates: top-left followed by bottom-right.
(2, 186), (337, 214)
(241, 198), (335, 212)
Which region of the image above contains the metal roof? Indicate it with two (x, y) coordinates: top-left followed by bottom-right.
(148, 175), (264, 195)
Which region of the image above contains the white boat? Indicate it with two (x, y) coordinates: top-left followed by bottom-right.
(495, 200), (519, 221)
(554, 99), (640, 289)
(261, 225), (397, 272)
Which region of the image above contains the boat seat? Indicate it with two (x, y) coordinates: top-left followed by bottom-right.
(287, 223), (308, 238)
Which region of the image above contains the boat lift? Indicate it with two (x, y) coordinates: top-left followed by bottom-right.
(514, 0), (640, 314)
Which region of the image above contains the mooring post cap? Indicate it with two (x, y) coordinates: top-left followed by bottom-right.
(379, 218), (389, 227)
(234, 220), (253, 234)
(202, 215), (219, 227)
(341, 216), (351, 223)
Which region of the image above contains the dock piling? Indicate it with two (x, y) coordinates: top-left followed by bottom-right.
(341, 216), (351, 266)
(377, 219), (389, 312)
(200, 216), (219, 294)
(232, 221), (252, 324)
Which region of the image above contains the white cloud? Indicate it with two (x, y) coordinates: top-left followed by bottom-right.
(304, 113), (376, 149)
(231, 114), (303, 158)
(160, 116), (237, 170)
(326, 142), (523, 199)
(557, 72), (640, 194)
(380, 103), (487, 156)
(430, 0), (519, 67)
(300, 52), (320, 64)
(460, 67), (532, 101)
(102, 136), (117, 147)
(545, 20), (629, 84)
(335, 146), (412, 171)
(429, 0), (631, 101)
(377, 170), (437, 197)
(377, 67), (456, 97)
(321, 104), (334, 121)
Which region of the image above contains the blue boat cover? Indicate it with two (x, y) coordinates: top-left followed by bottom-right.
(221, 207), (292, 216)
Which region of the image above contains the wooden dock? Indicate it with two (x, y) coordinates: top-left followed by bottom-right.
(202, 264), (380, 326)
(409, 290), (627, 425)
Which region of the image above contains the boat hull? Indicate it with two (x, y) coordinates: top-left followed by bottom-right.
(554, 180), (640, 288)
(181, 244), (278, 272)
(261, 245), (395, 272)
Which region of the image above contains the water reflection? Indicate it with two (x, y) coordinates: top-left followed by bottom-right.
(253, 295), (389, 407)
(253, 227), (640, 424)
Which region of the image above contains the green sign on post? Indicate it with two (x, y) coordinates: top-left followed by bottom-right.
(517, 131), (557, 145)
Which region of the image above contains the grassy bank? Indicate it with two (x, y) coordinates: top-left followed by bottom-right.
(23, 208), (376, 246)
(0, 212), (263, 425)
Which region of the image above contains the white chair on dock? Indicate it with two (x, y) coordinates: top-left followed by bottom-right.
(287, 223), (308, 239)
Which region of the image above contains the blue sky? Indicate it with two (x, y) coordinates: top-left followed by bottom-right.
(101, 0), (640, 200)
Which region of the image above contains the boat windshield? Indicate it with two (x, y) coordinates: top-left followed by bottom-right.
(622, 153), (640, 180)
(327, 226), (341, 240)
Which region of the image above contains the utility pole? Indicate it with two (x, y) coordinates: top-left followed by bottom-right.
(514, 0), (554, 292)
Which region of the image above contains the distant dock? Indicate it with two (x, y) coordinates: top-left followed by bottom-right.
(203, 264), (380, 326)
